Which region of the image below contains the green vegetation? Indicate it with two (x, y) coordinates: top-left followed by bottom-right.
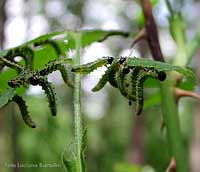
(0, 0), (200, 172)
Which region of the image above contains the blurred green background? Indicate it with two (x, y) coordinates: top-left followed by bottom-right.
(0, 0), (200, 172)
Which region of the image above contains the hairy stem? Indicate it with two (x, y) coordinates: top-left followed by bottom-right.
(73, 33), (83, 172)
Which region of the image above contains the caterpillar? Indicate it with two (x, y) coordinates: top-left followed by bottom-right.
(39, 78), (57, 116)
(92, 61), (119, 91)
(72, 56), (168, 115)
(8, 76), (26, 88)
(10, 76), (58, 116)
(12, 95), (36, 128)
(0, 57), (23, 72)
(5, 47), (34, 71)
(8, 59), (74, 88)
(8, 71), (35, 88)
(72, 56), (113, 74)
(37, 60), (74, 88)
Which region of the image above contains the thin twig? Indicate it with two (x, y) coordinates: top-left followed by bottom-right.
(130, 28), (147, 48)
(166, 157), (176, 172)
(175, 88), (200, 102)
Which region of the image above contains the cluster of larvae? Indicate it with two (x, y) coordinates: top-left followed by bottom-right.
(0, 40), (73, 128)
(72, 56), (166, 115)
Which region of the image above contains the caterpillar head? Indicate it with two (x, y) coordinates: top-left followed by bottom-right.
(8, 80), (17, 88)
(29, 75), (40, 86)
(107, 56), (114, 64)
(143, 67), (166, 81)
(119, 56), (126, 64)
(8, 79), (24, 88)
(157, 71), (166, 81)
(122, 67), (130, 74)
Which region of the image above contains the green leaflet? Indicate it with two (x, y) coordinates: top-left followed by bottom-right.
(62, 129), (87, 172)
(126, 57), (195, 82)
(34, 39), (62, 56)
(0, 89), (15, 108)
(63, 142), (78, 172)
(0, 30), (128, 63)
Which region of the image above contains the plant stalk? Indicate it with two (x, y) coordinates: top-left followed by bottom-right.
(74, 33), (83, 172)
(160, 77), (189, 172)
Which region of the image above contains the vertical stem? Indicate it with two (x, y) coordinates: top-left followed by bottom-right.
(74, 33), (82, 172)
(160, 77), (189, 172)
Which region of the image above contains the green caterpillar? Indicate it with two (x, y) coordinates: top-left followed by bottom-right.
(4, 47), (34, 71)
(72, 56), (112, 74)
(12, 95), (36, 128)
(0, 57), (23, 72)
(7, 59), (74, 117)
(39, 78), (57, 116)
(38, 59), (74, 87)
(8, 59), (74, 88)
(72, 56), (168, 115)
(9, 76), (57, 116)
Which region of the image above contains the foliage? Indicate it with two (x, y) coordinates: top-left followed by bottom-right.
(0, 1), (200, 172)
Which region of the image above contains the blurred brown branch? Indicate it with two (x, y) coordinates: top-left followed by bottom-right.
(140, 0), (164, 62)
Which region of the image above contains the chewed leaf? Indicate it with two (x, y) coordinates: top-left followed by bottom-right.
(0, 89), (15, 108)
(127, 57), (196, 83)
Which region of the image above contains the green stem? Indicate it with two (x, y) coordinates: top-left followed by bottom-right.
(163, 1), (190, 171)
(74, 33), (82, 172)
(160, 76), (189, 172)
(165, 0), (174, 17)
(186, 29), (200, 65)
